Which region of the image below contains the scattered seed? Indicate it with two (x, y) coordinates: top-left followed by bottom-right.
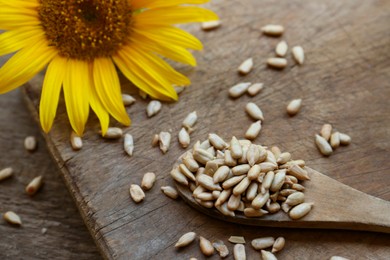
(271, 146), (281, 159)
(270, 170), (286, 192)
(146, 100), (162, 117)
(244, 208), (268, 217)
(247, 83), (264, 96)
(267, 57), (287, 69)
(209, 133), (228, 150)
(330, 256), (350, 260)
(238, 58), (253, 75)
(183, 153), (199, 172)
(201, 20), (221, 30)
(24, 136), (37, 151)
(0, 167), (13, 182)
(178, 128), (191, 148)
(320, 124), (333, 141)
(151, 134), (159, 147)
(170, 168), (189, 186)
(261, 250), (277, 260)
(261, 24), (284, 36)
(101, 127), (123, 139)
(70, 131), (83, 150)
(229, 82), (251, 98)
(213, 240), (229, 258)
(179, 164), (196, 182)
(122, 94), (136, 106)
(285, 192), (305, 206)
(141, 172), (156, 191)
(41, 227), (48, 234)
(233, 244), (246, 260)
(272, 237), (285, 253)
(330, 132), (340, 149)
(129, 184), (145, 203)
(292, 46), (305, 65)
(199, 236), (214, 256)
(193, 148), (214, 164)
(315, 134), (333, 156)
(26, 176), (43, 196)
(339, 133), (351, 145)
(288, 164), (310, 180)
(289, 202), (313, 219)
(251, 237), (275, 250)
(175, 232), (196, 248)
(183, 111), (198, 130)
(124, 133), (134, 156)
(286, 99), (302, 116)
(245, 102), (264, 121)
(161, 186), (179, 199)
(3, 211), (22, 225)
(275, 40), (288, 57)
(159, 131), (171, 154)
(277, 152), (291, 165)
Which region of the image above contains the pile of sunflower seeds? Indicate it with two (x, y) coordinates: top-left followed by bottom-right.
(315, 124), (351, 156)
(170, 133), (313, 220)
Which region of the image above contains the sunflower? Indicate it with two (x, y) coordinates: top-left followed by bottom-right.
(0, 0), (217, 136)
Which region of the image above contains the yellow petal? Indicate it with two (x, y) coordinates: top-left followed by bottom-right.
(93, 58), (130, 126)
(0, 7), (40, 30)
(0, 38), (56, 94)
(39, 56), (66, 133)
(0, 0), (39, 9)
(131, 0), (209, 9)
(0, 27), (44, 56)
(63, 59), (90, 136)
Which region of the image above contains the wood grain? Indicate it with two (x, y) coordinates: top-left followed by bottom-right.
(20, 0), (390, 259)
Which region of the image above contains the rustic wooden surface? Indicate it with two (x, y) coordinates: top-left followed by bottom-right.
(0, 90), (101, 259)
(8, 0), (390, 259)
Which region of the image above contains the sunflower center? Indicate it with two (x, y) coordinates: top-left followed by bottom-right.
(38, 0), (132, 60)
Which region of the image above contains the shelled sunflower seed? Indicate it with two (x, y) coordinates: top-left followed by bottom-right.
(233, 244), (246, 260)
(175, 232), (197, 248)
(0, 167), (13, 182)
(199, 236), (215, 256)
(213, 240), (229, 258)
(261, 24), (284, 37)
(238, 58), (254, 75)
(3, 211), (22, 226)
(201, 20), (221, 31)
(292, 46), (305, 65)
(129, 184), (145, 203)
(267, 58), (287, 70)
(229, 82), (251, 98)
(124, 133), (134, 156)
(286, 99), (302, 116)
(275, 41), (288, 57)
(101, 127), (123, 139)
(122, 94), (136, 106)
(70, 131), (83, 150)
(159, 131), (171, 154)
(24, 136), (37, 151)
(141, 172), (156, 191)
(247, 83), (264, 96)
(178, 128), (191, 148)
(146, 100), (162, 117)
(170, 136), (313, 220)
(26, 176), (43, 196)
(316, 124), (351, 156)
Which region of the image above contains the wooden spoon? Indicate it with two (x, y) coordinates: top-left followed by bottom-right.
(175, 164), (390, 233)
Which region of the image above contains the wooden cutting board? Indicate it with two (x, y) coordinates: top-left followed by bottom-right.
(22, 0), (390, 259)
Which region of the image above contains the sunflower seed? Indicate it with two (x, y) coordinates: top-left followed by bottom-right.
(275, 40), (288, 57)
(247, 144), (260, 166)
(251, 191), (269, 209)
(238, 145), (248, 164)
(251, 237), (275, 250)
(193, 148), (214, 164)
(259, 162), (278, 172)
(170, 167), (189, 186)
(232, 164), (251, 176)
(129, 184), (145, 203)
(272, 237), (285, 253)
(161, 186), (179, 199)
(245, 182), (258, 201)
(248, 165), (261, 180)
(271, 146), (281, 159)
(289, 202), (313, 219)
(330, 256), (350, 260)
(266, 150), (277, 165)
(233, 177), (251, 196)
(146, 100), (162, 117)
(276, 152), (291, 164)
(122, 94), (136, 106)
(70, 131), (83, 150)
(215, 189), (232, 206)
(279, 159), (306, 169)
(179, 164), (196, 182)
(292, 183), (305, 191)
(280, 189), (297, 197)
(183, 111), (198, 131)
(151, 134), (159, 147)
(245, 102), (264, 121)
(199, 236), (215, 256)
(229, 82), (251, 98)
(209, 133), (227, 150)
(123, 133), (134, 156)
(200, 139), (211, 150)
(266, 202), (281, 213)
(212, 190), (221, 199)
(141, 172), (156, 191)
(183, 153), (199, 173)
(174, 86), (185, 94)
(26, 176), (43, 196)
(24, 136), (37, 151)
(247, 82), (264, 96)
(285, 192), (305, 206)
(270, 170), (286, 192)
(288, 164), (310, 180)
(3, 211), (22, 225)
(224, 150), (237, 167)
(197, 174), (222, 191)
(175, 232), (196, 248)
(320, 124), (333, 141)
(159, 131), (171, 154)
(261, 250), (277, 260)
(222, 175), (246, 189)
(228, 136), (241, 159)
(193, 185), (206, 196)
(292, 46), (305, 65)
(330, 132), (340, 149)
(244, 208), (268, 217)
(201, 20), (221, 30)
(339, 133), (351, 145)
(213, 165), (230, 183)
(261, 24), (284, 36)
(315, 134), (333, 156)
(205, 160), (219, 176)
(196, 192), (214, 201)
(267, 57), (287, 69)
(227, 194), (241, 211)
(233, 244), (246, 260)
(177, 128), (190, 148)
(0, 167), (13, 182)
(262, 171), (275, 191)
(102, 127), (123, 139)
(238, 58), (253, 75)
(213, 240), (229, 258)
(286, 98), (302, 116)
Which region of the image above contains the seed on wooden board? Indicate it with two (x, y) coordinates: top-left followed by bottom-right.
(129, 184), (145, 203)
(197, 174), (222, 191)
(207, 146), (216, 157)
(233, 244), (246, 260)
(246, 182), (258, 201)
(286, 99), (302, 116)
(170, 168), (189, 186)
(174, 86), (185, 94)
(280, 189), (297, 197)
(121, 94), (135, 106)
(252, 191), (269, 209)
(209, 133), (227, 150)
(179, 164), (196, 182)
(330, 132), (340, 149)
(289, 202), (314, 219)
(271, 146), (281, 159)
(200, 140), (211, 150)
(178, 128), (190, 148)
(266, 202), (281, 213)
(275, 40), (288, 57)
(159, 131), (171, 154)
(259, 162), (278, 173)
(261, 24), (284, 36)
(151, 134), (159, 147)
(224, 150), (237, 167)
(330, 256), (350, 260)
(161, 186), (179, 199)
(205, 161), (220, 176)
(196, 192), (214, 201)
(193, 185), (206, 196)
(212, 190), (221, 199)
(251, 237), (275, 250)
(199, 236), (215, 256)
(213, 165), (230, 183)
(175, 232), (197, 248)
(222, 175), (246, 189)
(288, 164), (310, 180)
(215, 189), (232, 206)
(233, 177), (251, 196)
(123, 133), (134, 156)
(201, 20), (221, 30)
(227, 137), (241, 159)
(3, 211), (22, 225)
(247, 82), (264, 96)
(24, 136), (37, 151)
(279, 159), (306, 169)
(262, 171), (275, 190)
(272, 237), (285, 253)
(292, 46), (305, 65)
(248, 165), (261, 180)
(292, 183), (305, 191)
(270, 170), (286, 192)
(281, 202), (292, 213)
(141, 172), (156, 191)
(267, 57), (287, 69)
(196, 199), (214, 208)
(232, 164), (251, 176)
(244, 208), (268, 217)
(229, 82), (252, 98)
(261, 250), (277, 260)
(320, 124), (333, 141)
(238, 145), (248, 164)
(287, 175), (299, 184)
(193, 148), (214, 164)
(70, 131), (83, 150)
(26, 176), (43, 196)
(227, 194), (242, 211)
(0, 167), (13, 182)
(213, 240), (229, 258)
(183, 153), (199, 172)
(183, 111), (198, 130)
(277, 152), (291, 164)
(247, 144), (261, 166)
(146, 100), (162, 117)
(315, 134), (333, 156)
(238, 58), (253, 75)
(285, 192), (305, 206)
(266, 150), (277, 165)
(245, 102), (264, 121)
(339, 133), (351, 145)
(101, 127), (123, 139)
